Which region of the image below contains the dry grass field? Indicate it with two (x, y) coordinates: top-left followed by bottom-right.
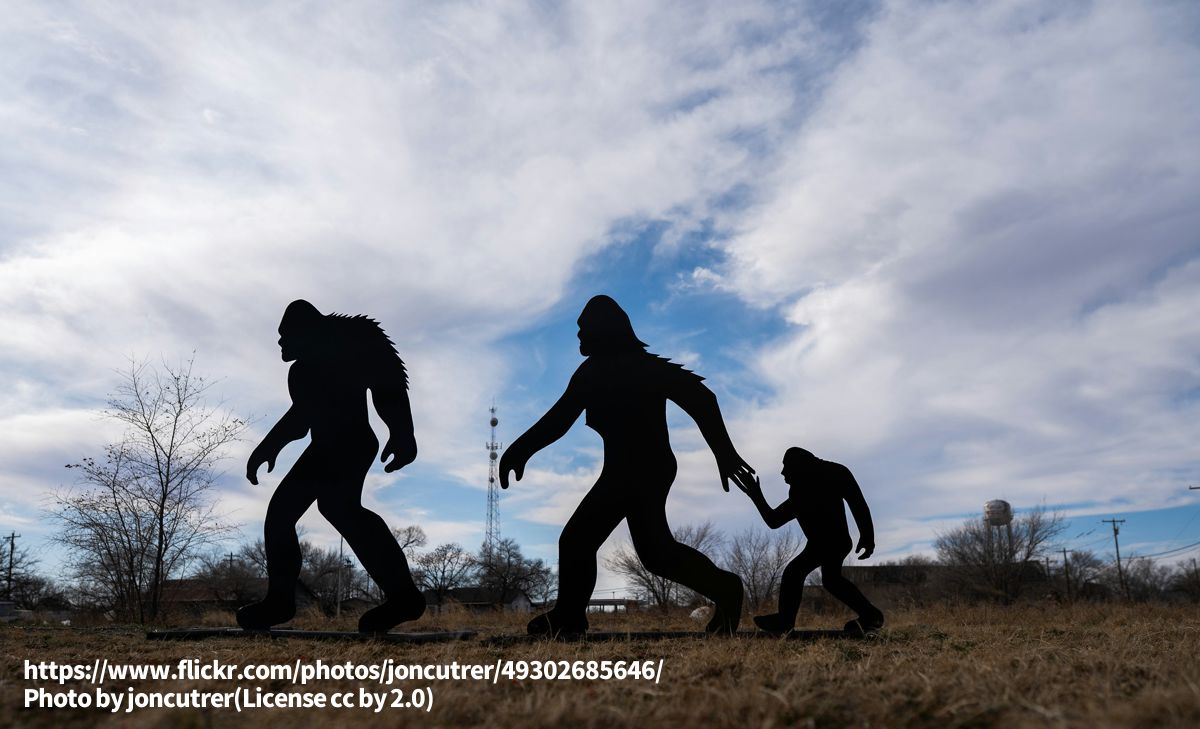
(2, 603), (1199, 728)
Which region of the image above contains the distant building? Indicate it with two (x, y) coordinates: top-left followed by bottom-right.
(159, 578), (319, 617)
(0, 600), (34, 623)
(587, 598), (641, 613)
(336, 596), (378, 616)
(422, 587), (532, 613)
(801, 561), (1057, 611)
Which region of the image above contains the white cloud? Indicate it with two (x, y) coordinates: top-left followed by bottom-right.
(0, 0), (821, 542)
(4, 0), (1198, 584)
(716, 0), (1200, 548)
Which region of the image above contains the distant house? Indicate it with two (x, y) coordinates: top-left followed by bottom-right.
(841, 563), (951, 586)
(336, 596), (378, 616)
(0, 600), (34, 623)
(422, 587), (532, 613)
(160, 578), (319, 617)
(795, 563), (955, 612)
(800, 561), (1059, 611)
(587, 598), (641, 613)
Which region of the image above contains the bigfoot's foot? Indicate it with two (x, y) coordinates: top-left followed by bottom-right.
(236, 596), (295, 630)
(358, 595), (427, 634)
(527, 610), (588, 638)
(843, 610), (885, 636)
(705, 574), (744, 635)
(753, 612), (795, 635)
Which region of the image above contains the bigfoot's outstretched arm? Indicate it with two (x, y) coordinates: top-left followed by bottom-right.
(669, 378), (755, 493)
(744, 476), (794, 529)
(499, 373), (584, 489)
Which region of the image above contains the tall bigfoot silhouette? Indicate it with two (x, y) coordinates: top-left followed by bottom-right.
(500, 295), (755, 635)
(239, 300), (424, 633)
(743, 447), (884, 635)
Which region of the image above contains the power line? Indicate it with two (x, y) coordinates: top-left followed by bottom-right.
(1145, 485), (1200, 558)
(1169, 507), (1200, 543)
(1169, 484), (1200, 542)
(1128, 539), (1200, 560)
(1067, 534), (1113, 551)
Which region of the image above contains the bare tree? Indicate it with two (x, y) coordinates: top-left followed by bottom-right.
(1, 536), (36, 602)
(191, 549), (265, 605)
(237, 539), (270, 577)
(1061, 549), (1105, 599)
(605, 521), (724, 610)
(1104, 557), (1172, 602)
(934, 505), (1066, 602)
(52, 357), (246, 623)
(414, 543), (474, 603)
(475, 538), (552, 603)
(297, 540), (369, 611)
(725, 526), (801, 612)
(391, 525), (428, 552)
(0, 540), (66, 610)
(197, 538), (377, 613)
(1169, 560), (1200, 601)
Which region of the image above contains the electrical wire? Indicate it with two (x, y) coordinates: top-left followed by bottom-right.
(1128, 539), (1200, 560)
(1169, 506), (1200, 543)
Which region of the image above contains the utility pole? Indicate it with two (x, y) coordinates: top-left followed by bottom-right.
(1060, 548), (1072, 602)
(336, 537), (344, 618)
(1103, 519), (1128, 600)
(5, 532), (20, 600)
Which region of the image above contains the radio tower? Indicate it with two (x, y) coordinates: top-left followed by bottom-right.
(484, 403), (502, 555)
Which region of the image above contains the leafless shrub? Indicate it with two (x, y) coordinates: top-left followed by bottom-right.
(934, 505), (1065, 602)
(605, 521), (724, 610)
(724, 526), (801, 612)
(51, 357), (246, 623)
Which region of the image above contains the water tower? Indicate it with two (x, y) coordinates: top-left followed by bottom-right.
(984, 499), (1012, 527)
(983, 499), (1014, 563)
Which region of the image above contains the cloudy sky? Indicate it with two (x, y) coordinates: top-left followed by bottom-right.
(2, 0), (1198, 593)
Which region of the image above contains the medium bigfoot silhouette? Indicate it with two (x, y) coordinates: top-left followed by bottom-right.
(239, 300), (424, 634)
(499, 295), (755, 636)
(743, 447), (884, 635)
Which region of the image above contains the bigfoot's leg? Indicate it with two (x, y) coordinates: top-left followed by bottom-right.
(820, 559), (884, 633)
(318, 488), (424, 633)
(237, 467), (319, 629)
(529, 480), (625, 636)
(754, 548), (821, 634)
(627, 506), (744, 634)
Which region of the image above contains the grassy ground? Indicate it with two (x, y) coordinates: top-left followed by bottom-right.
(2, 603), (1199, 728)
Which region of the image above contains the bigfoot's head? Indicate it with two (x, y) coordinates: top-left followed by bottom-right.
(781, 447), (818, 486)
(576, 295), (648, 356)
(277, 299), (325, 362)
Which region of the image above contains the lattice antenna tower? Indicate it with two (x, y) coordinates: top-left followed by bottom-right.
(485, 403), (502, 555)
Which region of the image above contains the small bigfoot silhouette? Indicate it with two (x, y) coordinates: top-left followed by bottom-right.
(499, 295), (755, 636)
(742, 447), (884, 635)
(239, 300), (425, 633)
